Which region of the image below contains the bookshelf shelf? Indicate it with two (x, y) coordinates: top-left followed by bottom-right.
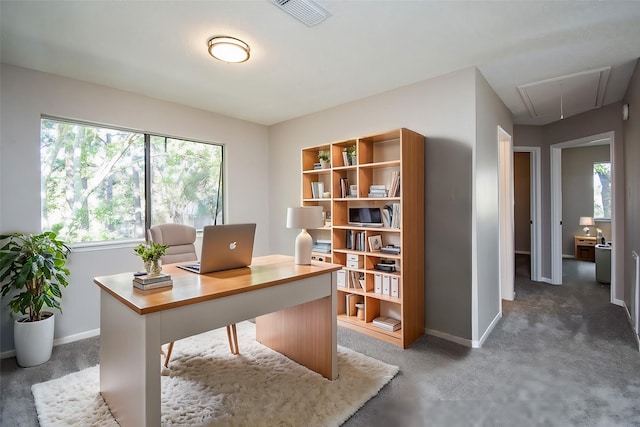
(300, 128), (424, 348)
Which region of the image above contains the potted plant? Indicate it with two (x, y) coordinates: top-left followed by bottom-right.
(0, 231), (71, 367)
(344, 145), (356, 166)
(134, 241), (169, 276)
(318, 150), (331, 169)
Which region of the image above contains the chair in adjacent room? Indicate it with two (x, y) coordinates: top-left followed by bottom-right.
(149, 223), (240, 367)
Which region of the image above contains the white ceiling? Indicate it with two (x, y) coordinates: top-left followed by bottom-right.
(1, 1), (639, 126)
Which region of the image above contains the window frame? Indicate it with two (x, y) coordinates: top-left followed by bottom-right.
(40, 116), (224, 246)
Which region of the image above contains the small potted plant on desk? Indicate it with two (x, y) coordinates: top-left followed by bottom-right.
(0, 231), (71, 367)
(134, 241), (169, 276)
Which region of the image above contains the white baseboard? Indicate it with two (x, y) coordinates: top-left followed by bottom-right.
(623, 302), (640, 352)
(474, 312), (502, 348)
(612, 297), (624, 307)
(539, 276), (555, 285)
(0, 328), (100, 360)
(425, 328), (472, 348)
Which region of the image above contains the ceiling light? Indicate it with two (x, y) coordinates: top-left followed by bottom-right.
(207, 36), (250, 63)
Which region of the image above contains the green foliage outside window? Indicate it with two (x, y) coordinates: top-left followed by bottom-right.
(40, 119), (223, 243)
(593, 162), (611, 220)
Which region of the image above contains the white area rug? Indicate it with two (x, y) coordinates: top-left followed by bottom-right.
(32, 321), (398, 426)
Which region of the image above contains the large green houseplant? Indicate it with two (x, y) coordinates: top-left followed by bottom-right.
(0, 231), (71, 366)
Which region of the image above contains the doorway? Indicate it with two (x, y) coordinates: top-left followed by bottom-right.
(513, 147), (542, 282)
(550, 131), (619, 305)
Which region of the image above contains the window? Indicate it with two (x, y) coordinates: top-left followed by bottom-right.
(593, 161), (611, 220)
(40, 118), (223, 243)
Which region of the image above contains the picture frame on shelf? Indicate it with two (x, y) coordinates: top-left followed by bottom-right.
(368, 235), (382, 252)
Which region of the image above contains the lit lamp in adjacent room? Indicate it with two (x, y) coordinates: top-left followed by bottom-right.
(286, 206), (324, 265)
(579, 216), (595, 236)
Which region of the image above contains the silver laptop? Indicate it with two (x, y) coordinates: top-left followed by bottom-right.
(177, 223), (256, 274)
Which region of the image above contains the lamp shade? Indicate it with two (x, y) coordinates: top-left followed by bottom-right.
(579, 216), (595, 226)
(286, 206), (324, 230)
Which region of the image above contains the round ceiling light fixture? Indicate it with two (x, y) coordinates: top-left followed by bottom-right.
(207, 36), (250, 63)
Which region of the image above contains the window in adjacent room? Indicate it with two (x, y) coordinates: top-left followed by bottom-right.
(593, 161), (611, 220)
(40, 118), (223, 243)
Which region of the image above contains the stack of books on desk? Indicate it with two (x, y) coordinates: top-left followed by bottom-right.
(372, 316), (401, 332)
(133, 273), (173, 290)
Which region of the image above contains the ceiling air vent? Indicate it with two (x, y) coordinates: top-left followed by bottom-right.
(270, 0), (331, 27)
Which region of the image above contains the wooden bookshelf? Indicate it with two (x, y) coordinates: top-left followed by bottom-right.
(301, 128), (425, 348)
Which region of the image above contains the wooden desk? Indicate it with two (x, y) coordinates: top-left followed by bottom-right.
(574, 236), (597, 262)
(94, 254), (341, 427)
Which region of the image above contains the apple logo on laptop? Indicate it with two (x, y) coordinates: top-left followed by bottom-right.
(229, 241), (237, 250)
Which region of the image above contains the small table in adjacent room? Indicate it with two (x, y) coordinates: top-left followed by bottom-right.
(574, 236), (597, 262)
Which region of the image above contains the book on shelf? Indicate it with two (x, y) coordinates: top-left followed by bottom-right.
(372, 316), (401, 331)
(342, 151), (350, 167)
(387, 170), (400, 197)
(340, 178), (349, 198)
(133, 273), (171, 284)
(312, 240), (331, 253)
(311, 181), (324, 199)
(382, 203), (401, 228)
(133, 278), (173, 290)
(368, 184), (388, 198)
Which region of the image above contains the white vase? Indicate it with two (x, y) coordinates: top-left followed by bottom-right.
(14, 312), (55, 367)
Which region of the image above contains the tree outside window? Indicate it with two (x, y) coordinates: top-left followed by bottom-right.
(41, 118), (223, 243)
(593, 162), (611, 220)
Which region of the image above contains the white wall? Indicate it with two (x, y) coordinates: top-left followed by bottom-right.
(268, 67), (506, 343)
(623, 61), (640, 317)
(473, 69), (513, 342)
(0, 65), (270, 353)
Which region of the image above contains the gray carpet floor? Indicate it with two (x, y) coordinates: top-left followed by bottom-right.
(2, 255), (639, 426)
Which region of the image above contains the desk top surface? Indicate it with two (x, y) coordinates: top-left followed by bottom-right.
(94, 254), (341, 315)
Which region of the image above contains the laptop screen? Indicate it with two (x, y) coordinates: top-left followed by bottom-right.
(348, 208), (382, 226)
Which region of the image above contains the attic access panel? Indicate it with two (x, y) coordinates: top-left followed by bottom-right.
(518, 67), (611, 120)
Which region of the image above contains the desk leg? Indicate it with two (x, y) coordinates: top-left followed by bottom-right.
(256, 274), (337, 380)
(100, 290), (161, 427)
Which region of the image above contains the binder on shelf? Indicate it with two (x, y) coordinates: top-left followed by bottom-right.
(391, 276), (400, 298)
(337, 269), (347, 288)
(382, 275), (391, 296)
(374, 274), (382, 294)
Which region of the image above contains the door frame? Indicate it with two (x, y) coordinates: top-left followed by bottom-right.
(513, 146), (542, 282)
(550, 131), (618, 305)
(498, 126), (515, 301)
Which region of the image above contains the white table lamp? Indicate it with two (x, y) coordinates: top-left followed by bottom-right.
(287, 206), (324, 265)
(579, 216), (594, 236)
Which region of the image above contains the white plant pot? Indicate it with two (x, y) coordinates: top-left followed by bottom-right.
(14, 312), (55, 367)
